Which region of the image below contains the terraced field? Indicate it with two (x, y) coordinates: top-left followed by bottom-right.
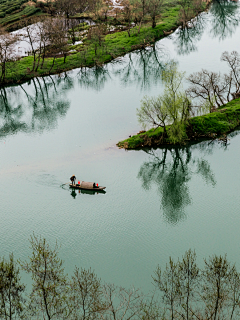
(0, 0), (41, 27)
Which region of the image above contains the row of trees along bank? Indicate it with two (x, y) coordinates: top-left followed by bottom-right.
(0, 0), (208, 85)
(117, 50), (240, 149)
(1, 234), (240, 319)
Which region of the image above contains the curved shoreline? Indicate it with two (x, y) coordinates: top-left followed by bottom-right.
(2, 3), (210, 86)
(117, 98), (240, 149)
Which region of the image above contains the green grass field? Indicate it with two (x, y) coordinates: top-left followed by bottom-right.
(1, 1), (208, 85)
(3, 5), (183, 83)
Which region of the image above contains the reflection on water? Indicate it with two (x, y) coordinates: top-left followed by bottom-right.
(78, 65), (112, 91)
(71, 188), (77, 199)
(0, 0), (240, 140)
(69, 187), (106, 198)
(210, 0), (240, 40)
(113, 43), (167, 90)
(78, 42), (167, 91)
(0, 75), (71, 139)
(137, 142), (220, 225)
(172, 0), (240, 54)
(0, 45), (170, 138)
(173, 13), (206, 55)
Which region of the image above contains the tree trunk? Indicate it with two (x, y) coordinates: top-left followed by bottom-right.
(49, 56), (56, 74)
(152, 16), (156, 28)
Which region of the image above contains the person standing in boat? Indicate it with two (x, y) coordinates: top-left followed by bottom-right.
(70, 175), (76, 185)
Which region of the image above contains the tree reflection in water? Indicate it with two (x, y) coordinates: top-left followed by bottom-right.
(0, 74), (71, 139)
(77, 43), (167, 91)
(78, 65), (111, 91)
(173, 13), (206, 55)
(172, 0), (240, 55)
(113, 42), (167, 90)
(210, 0), (240, 40)
(138, 142), (218, 225)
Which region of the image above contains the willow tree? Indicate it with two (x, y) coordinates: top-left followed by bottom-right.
(137, 62), (192, 144)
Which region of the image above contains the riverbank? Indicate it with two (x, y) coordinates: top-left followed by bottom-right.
(2, 2), (209, 86)
(117, 98), (240, 149)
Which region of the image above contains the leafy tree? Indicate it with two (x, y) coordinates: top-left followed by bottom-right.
(137, 62), (192, 144)
(137, 95), (169, 134)
(0, 254), (25, 320)
(20, 234), (70, 320)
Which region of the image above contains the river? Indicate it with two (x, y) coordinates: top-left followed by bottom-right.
(1, 0), (240, 291)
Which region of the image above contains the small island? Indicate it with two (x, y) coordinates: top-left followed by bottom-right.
(117, 51), (240, 149)
(117, 97), (240, 149)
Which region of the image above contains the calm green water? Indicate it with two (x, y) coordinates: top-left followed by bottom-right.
(1, 0), (240, 291)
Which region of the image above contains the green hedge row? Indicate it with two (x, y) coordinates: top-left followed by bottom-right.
(0, 5), (40, 25)
(0, 0), (28, 17)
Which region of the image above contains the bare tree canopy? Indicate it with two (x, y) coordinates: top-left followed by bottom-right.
(187, 51), (240, 112)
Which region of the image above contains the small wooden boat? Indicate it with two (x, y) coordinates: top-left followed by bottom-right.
(69, 181), (106, 191)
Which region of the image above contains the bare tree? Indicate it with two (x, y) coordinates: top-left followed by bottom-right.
(202, 255), (233, 320)
(20, 234), (70, 320)
(122, 0), (134, 37)
(187, 69), (230, 112)
(21, 17), (40, 72)
(0, 254), (25, 319)
(56, 0), (98, 20)
(130, 0), (147, 34)
(44, 18), (69, 71)
(221, 51), (240, 97)
(68, 19), (81, 45)
(153, 258), (180, 320)
(70, 267), (106, 319)
(0, 29), (18, 83)
(88, 23), (107, 55)
(56, 0), (78, 20)
(177, 249), (200, 320)
(101, 283), (143, 319)
(187, 51), (240, 112)
(146, 0), (164, 28)
(229, 266), (240, 320)
(177, 0), (203, 28)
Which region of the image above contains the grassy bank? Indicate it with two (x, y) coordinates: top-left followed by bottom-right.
(117, 98), (240, 149)
(3, 2), (207, 85)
